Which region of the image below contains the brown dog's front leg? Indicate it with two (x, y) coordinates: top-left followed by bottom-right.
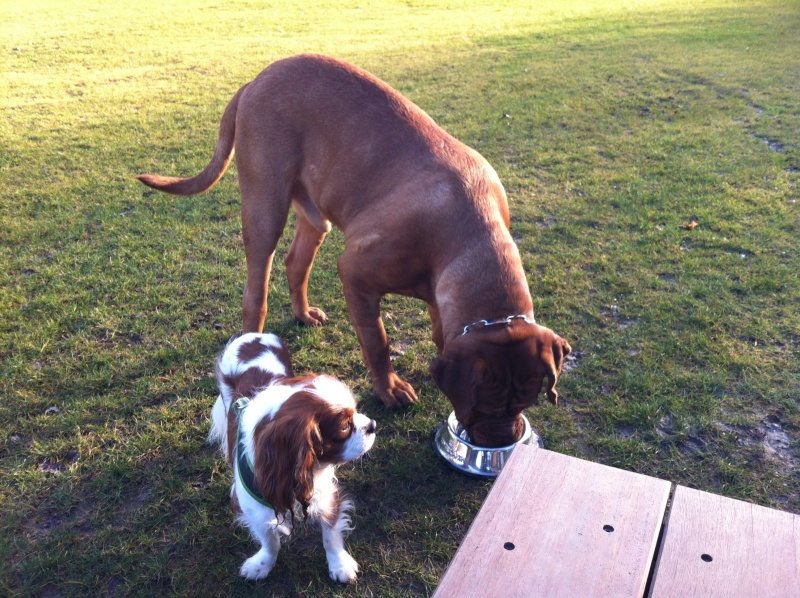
(427, 303), (444, 354)
(338, 257), (418, 409)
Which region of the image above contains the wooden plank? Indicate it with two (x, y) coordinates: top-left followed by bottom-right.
(434, 445), (671, 598)
(648, 485), (800, 598)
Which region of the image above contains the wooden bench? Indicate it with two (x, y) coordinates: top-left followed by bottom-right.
(434, 444), (800, 598)
(649, 485), (800, 597)
(433, 445), (671, 597)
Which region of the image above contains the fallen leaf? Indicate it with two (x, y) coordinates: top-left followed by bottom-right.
(683, 220), (700, 230)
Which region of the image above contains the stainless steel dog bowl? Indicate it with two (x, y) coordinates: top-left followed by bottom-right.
(433, 411), (543, 478)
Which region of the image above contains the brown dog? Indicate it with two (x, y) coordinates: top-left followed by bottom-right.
(138, 54), (571, 447)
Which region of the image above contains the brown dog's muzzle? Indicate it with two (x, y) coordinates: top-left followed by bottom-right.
(465, 414), (526, 448)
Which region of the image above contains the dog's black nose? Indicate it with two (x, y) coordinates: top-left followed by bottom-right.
(366, 419), (377, 434)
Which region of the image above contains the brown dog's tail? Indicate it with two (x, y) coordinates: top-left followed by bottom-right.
(136, 83), (248, 195)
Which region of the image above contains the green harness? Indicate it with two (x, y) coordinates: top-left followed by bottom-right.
(233, 397), (275, 510)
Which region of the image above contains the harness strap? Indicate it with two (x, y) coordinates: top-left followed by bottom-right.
(233, 397), (275, 510)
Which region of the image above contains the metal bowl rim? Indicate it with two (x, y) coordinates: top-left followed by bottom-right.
(432, 422), (498, 479)
(443, 411), (532, 451)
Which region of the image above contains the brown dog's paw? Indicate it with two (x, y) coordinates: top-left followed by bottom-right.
(377, 375), (418, 409)
(295, 307), (328, 326)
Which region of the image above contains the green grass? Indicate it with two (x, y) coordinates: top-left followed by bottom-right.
(2, 0), (799, 595)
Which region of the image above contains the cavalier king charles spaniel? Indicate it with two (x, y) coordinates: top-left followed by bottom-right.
(209, 332), (376, 583)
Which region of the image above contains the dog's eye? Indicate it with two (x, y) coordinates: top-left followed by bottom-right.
(341, 420), (352, 433)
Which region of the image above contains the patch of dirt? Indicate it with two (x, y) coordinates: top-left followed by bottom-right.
(38, 460), (62, 474)
(390, 341), (413, 360)
(36, 448), (79, 476)
(760, 416), (797, 465)
(716, 414), (798, 474)
(95, 328), (145, 347)
(655, 414), (676, 439)
(681, 435), (707, 456)
(752, 135), (784, 153)
(562, 350), (584, 372)
(536, 215), (558, 228)
(26, 514), (67, 538)
(657, 418), (708, 455)
(601, 301), (639, 331)
(191, 310), (216, 329)
(24, 501), (93, 539)
(106, 577), (126, 597)
(616, 425), (636, 440)
(112, 485), (154, 528)
(38, 584), (63, 598)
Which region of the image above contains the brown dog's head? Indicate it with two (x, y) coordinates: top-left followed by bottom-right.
(430, 321), (571, 448)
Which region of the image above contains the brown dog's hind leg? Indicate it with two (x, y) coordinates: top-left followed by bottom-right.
(285, 213), (329, 326)
(338, 254), (418, 409)
(240, 176), (292, 333)
(242, 251), (273, 333)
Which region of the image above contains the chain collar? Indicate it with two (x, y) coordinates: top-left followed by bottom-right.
(461, 314), (535, 335)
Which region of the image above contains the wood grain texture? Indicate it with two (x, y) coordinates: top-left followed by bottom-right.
(648, 485), (800, 598)
(433, 445), (671, 598)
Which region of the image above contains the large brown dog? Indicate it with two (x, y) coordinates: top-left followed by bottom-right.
(138, 54), (571, 447)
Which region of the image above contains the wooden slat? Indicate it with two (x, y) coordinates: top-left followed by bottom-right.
(648, 485), (800, 598)
(434, 445), (671, 598)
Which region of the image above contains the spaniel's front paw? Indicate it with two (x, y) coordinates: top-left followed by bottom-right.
(240, 549), (276, 580)
(328, 551), (359, 584)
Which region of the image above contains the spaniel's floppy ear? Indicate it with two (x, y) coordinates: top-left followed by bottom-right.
(251, 398), (323, 521)
(544, 335), (572, 405)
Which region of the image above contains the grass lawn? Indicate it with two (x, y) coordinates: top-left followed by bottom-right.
(1, 0), (798, 595)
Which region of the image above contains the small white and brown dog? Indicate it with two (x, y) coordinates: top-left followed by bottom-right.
(208, 332), (376, 583)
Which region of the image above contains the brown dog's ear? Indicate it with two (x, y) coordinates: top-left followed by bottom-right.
(252, 401), (323, 523)
(430, 350), (488, 421)
(429, 355), (451, 395)
(544, 336), (572, 405)
(430, 354), (456, 406)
